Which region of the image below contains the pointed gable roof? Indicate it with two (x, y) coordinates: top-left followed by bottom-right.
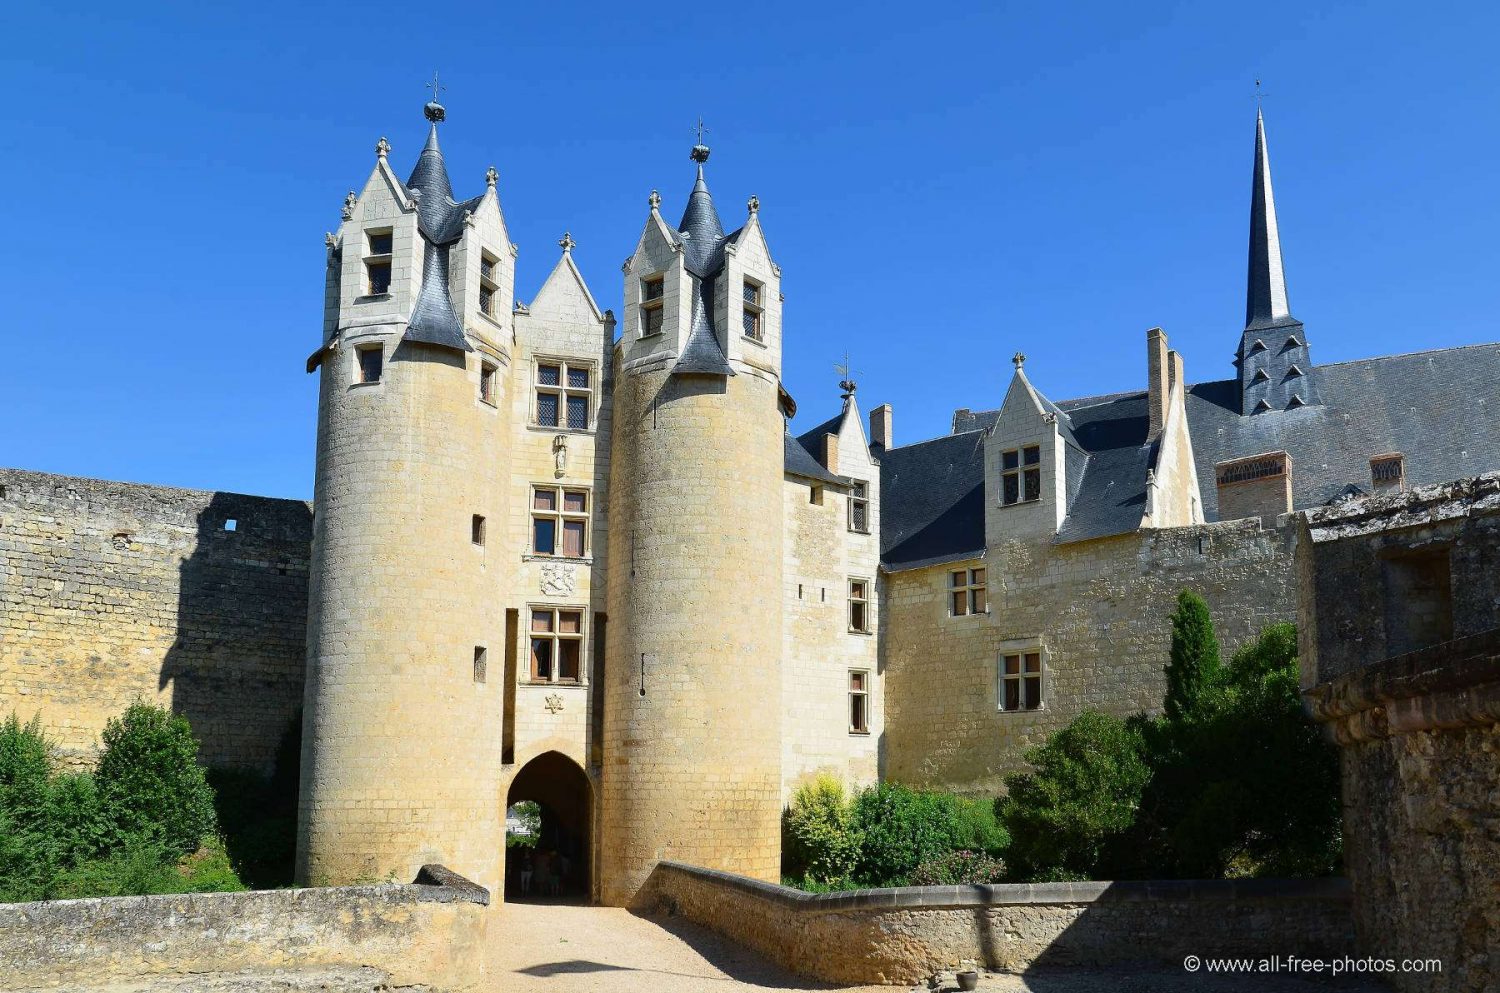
(529, 242), (604, 323)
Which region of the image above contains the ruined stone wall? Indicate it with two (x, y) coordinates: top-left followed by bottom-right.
(0, 865), (489, 991)
(0, 468), (310, 772)
(885, 517), (1297, 794)
(639, 862), (1354, 986)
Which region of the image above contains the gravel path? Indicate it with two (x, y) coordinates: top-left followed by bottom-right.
(486, 901), (1388, 993)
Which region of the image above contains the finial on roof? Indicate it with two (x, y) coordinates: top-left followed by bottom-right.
(1013, 351), (1026, 370)
(485, 165), (498, 188)
(375, 137), (391, 160)
(342, 191), (357, 220)
(424, 71), (447, 122)
(690, 117), (710, 164)
(747, 194), (760, 214)
(836, 352), (857, 400)
(648, 189), (661, 210)
(559, 231), (576, 254)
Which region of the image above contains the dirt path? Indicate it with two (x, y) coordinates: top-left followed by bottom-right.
(485, 901), (1386, 993)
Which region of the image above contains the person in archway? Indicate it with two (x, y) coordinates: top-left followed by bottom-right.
(519, 849), (534, 896)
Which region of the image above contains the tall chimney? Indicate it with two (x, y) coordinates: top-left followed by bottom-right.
(1147, 327), (1169, 440)
(870, 403), (893, 452)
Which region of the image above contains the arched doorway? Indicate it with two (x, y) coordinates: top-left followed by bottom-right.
(504, 751), (591, 902)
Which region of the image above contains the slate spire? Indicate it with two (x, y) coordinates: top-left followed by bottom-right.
(678, 142), (726, 276)
(671, 137), (734, 377)
(400, 93), (470, 353)
(1246, 108), (1293, 330)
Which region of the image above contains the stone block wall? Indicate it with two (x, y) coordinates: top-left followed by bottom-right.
(638, 862), (1354, 986)
(0, 468), (311, 772)
(885, 517), (1297, 794)
(0, 865), (489, 991)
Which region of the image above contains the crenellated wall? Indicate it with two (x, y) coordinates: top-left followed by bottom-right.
(0, 468), (310, 772)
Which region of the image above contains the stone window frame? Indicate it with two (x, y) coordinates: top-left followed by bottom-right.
(848, 480), (871, 534)
(848, 577), (872, 634)
(948, 566), (987, 618)
(741, 277), (765, 342)
(478, 358), (499, 407)
(848, 669), (871, 735)
(529, 484), (590, 560)
(639, 273), (665, 337)
(362, 227), (393, 297)
(997, 638), (1046, 714)
(352, 341), (384, 387)
(526, 604), (587, 685)
(478, 250), (501, 319)
(1000, 444), (1042, 506)
(532, 356), (595, 433)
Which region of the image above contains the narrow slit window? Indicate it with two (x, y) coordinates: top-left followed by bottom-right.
(741, 278), (764, 341)
(473, 646), (487, 684)
(471, 514), (486, 546)
(479, 361), (498, 405)
(478, 252), (500, 318)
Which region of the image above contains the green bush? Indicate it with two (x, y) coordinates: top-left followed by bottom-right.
(0, 714), (53, 827)
(908, 849), (1006, 886)
(852, 782), (990, 886)
(1165, 590), (1221, 725)
(1000, 710), (1152, 881)
(95, 703), (218, 861)
(783, 775), (861, 885)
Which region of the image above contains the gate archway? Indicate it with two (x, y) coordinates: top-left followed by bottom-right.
(504, 751), (591, 902)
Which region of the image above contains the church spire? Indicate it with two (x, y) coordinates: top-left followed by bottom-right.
(1245, 108), (1293, 330)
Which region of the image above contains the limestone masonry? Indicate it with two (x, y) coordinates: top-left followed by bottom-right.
(4, 97), (1498, 905)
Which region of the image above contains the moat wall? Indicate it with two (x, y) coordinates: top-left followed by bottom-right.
(639, 862), (1354, 985)
(0, 468), (311, 772)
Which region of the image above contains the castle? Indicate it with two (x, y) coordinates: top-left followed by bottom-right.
(3, 97), (1497, 906)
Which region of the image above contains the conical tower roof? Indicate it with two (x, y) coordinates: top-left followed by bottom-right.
(1246, 109), (1294, 330)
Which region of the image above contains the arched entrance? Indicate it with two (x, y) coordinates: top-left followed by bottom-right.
(504, 750), (591, 902)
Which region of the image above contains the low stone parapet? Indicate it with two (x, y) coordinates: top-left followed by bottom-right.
(638, 862), (1354, 985)
(0, 864), (488, 991)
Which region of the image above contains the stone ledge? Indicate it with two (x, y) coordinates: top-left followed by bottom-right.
(414, 863), (491, 905)
(653, 862), (1349, 913)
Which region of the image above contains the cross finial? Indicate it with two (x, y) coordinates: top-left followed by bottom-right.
(424, 72), (447, 122)
(648, 189), (661, 210)
(1012, 351), (1026, 370)
(690, 118), (711, 164)
(694, 117), (708, 145)
(747, 194), (760, 214)
(559, 231), (576, 253)
(485, 165), (498, 188)
(375, 136), (391, 160)
(1254, 78), (1266, 108)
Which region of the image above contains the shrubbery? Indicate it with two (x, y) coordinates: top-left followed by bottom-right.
(783, 778), (1008, 889)
(908, 849), (1005, 886)
(0, 705), (248, 902)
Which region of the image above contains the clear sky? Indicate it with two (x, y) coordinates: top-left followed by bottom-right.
(3, 1), (1496, 500)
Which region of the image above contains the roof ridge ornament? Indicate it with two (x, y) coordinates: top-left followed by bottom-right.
(648, 189), (661, 210)
(341, 191), (357, 220)
(1012, 351), (1026, 370)
(485, 166), (498, 188)
(376, 137), (391, 160)
(424, 71), (447, 123)
(690, 117), (710, 164)
(559, 231), (576, 254)
(836, 352), (857, 400)
(747, 194), (760, 215)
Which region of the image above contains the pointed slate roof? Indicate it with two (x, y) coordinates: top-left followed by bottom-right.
(1246, 109), (1292, 331)
(398, 108), (473, 353)
(678, 163), (727, 276)
(669, 144), (736, 377)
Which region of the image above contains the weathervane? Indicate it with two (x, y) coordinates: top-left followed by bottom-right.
(424, 72), (447, 122)
(1254, 78), (1266, 107)
(690, 117), (711, 163)
(836, 352), (857, 399)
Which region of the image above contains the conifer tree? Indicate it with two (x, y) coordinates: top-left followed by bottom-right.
(1164, 590), (1221, 724)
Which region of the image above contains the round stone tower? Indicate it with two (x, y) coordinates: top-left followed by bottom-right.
(298, 100), (513, 892)
(601, 143), (785, 905)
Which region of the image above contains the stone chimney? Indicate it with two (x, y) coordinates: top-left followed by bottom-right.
(870, 404), (893, 452)
(1147, 327), (1169, 440)
(1215, 450), (1293, 525)
(822, 434), (840, 476)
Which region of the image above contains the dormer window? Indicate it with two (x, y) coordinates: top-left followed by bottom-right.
(534, 360), (592, 430)
(479, 252), (500, 318)
(742, 279), (764, 341)
(364, 229), (392, 296)
(1001, 445), (1041, 505)
(640, 275), (665, 337)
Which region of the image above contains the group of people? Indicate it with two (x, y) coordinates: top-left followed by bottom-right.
(515, 847), (572, 898)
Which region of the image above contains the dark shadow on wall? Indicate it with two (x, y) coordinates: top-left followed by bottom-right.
(159, 491), (312, 887)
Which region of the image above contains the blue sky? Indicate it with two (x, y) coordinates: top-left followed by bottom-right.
(3, 1), (1496, 500)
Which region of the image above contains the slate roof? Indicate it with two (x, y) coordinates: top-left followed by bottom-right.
(399, 120), (474, 353)
(667, 154), (742, 378)
(881, 343), (1500, 568)
(784, 430), (843, 484)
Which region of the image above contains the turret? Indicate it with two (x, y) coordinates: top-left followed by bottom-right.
(601, 138), (785, 905)
(299, 94), (514, 891)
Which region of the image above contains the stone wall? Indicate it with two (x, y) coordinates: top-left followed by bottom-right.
(1300, 477), (1500, 993)
(885, 516), (1298, 793)
(0, 468), (310, 772)
(638, 862), (1354, 986)
(0, 865), (488, 991)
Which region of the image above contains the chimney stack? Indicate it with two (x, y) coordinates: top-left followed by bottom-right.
(1147, 327), (1170, 440)
(870, 404), (893, 452)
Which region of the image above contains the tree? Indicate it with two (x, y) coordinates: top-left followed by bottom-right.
(1164, 590), (1221, 725)
(782, 775), (861, 885)
(1000, 710), (1152, 881)
(94, 703), (217, 859)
